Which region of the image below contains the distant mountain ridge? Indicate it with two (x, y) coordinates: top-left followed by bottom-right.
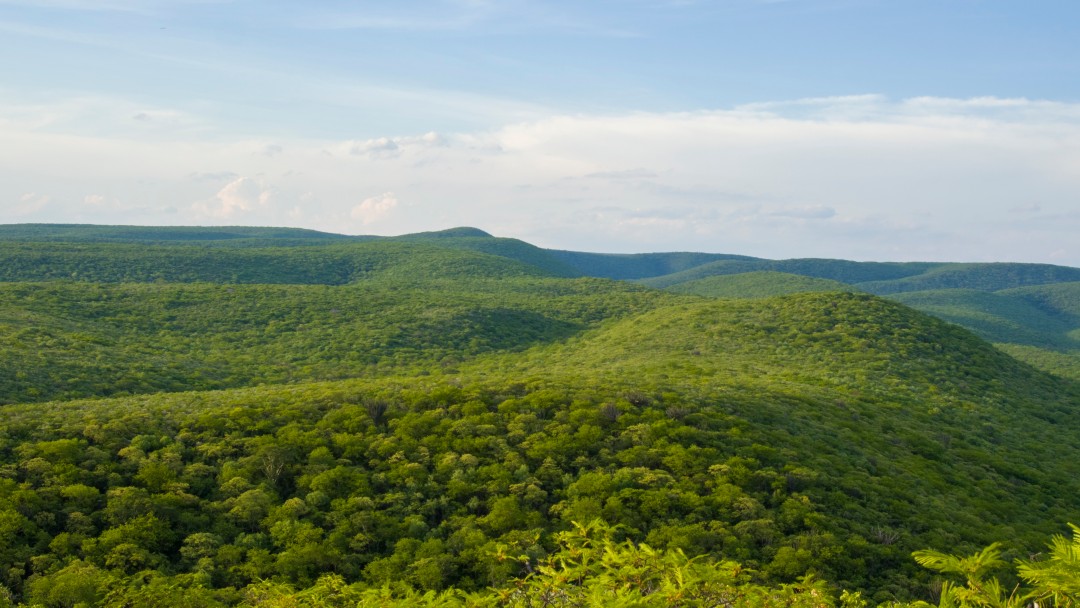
(2, 222), (1079, 380)
(5, 223), (1078, 289)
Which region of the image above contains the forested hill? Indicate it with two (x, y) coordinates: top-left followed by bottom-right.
(0, 224), (367, 246)
(5, 223), (1079, 292)
(3, 223), (1078, 380)
(3, 223), (1080, 606)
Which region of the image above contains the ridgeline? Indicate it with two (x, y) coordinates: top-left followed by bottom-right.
(1, 224), (1079, 606)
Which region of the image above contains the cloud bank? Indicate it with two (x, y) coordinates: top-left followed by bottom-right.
(2, 95), (1079, 265)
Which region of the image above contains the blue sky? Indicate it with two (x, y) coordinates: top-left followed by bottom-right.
(2, 0), (1079, 264)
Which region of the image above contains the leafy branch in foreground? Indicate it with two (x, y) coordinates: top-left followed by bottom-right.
(237, 520), (865, 608)
(1018, 524), (1080, 608)
(909, 524), (1080, 608)
(270, 523), (1080, 608)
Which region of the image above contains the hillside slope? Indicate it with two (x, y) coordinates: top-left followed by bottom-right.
(664, 271), (856, 298)
(4, 223), (1080, 604)
(0, 276), (672, 404)
(0, 223), (367, 246)
(546, 249), (758, 280)
(1, 293), (1079, 604)
(858, 263), (1080, 294)
(640, 259), (938, 289)
(891, 283), (1080, 380)
(0, 240), (565, 285)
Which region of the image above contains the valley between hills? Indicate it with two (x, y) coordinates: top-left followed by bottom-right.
(1, 224), (1079, 607)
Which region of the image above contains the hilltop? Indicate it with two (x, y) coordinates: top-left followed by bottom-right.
(2, 223), (1080, 605)
(4, 223), (1075, 379)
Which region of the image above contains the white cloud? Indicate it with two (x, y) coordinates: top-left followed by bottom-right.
(192, 177), (274, 219)
(14, 192), (50, 215)
(346, 132), (445, 159)
(2, 95), (1080, 265)
(0, 93), (207, 140)
(350, 192), (399, 225)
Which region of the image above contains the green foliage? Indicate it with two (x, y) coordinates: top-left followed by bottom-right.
(889, 289), (1080, 350)
(665, 271), (857, 298)
(889, 284), (1080, 380)
(0, 241), (562, 285)
(0, 294), (1078, 603)
(0, 277), (671, 404)
(907, 524), (1080, 608)
(547, 250), (755, 280)
(3, 224), (1080, 606)
(861, 264), (1080, 295)
(640, 259), (937, 289)
(0, 223), (363, 245)
(490, 520), (839, 607)
(643, 259), (1080, 295)
(395, 236), (582, 278)
(1017, 524), (1080, 607)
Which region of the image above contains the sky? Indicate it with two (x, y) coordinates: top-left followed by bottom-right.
(2, 0), (1080, 264)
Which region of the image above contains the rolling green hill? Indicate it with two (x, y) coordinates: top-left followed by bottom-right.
(888, 289), (1080, 349)
(640, 259), (938, 289)
(631, 251), (1080, 380)
(2, 292), (1080, 605)
(0, 276), (670, 404)
(857, 263), (1080, 295)
(396, 236), (582, 278)
(0, 223), (367, 246)
(664, 271), (856, 298)
(3, 223), (1080, 605)
(0, 241), (565, 285)
(546, 249), (758, 280)
(640, 257), (1080, 297)
(890, 283), (1080, 380)
(1003, 280), (1080, 318)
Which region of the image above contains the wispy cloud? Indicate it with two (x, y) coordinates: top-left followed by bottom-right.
(2, 95), (1079, 264)
(346, 132), (446, 160)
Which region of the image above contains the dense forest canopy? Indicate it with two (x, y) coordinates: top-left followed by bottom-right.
(1, 224), (1079, 607)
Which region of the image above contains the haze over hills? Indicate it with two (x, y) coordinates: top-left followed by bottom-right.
(2, 223), (1080, 606)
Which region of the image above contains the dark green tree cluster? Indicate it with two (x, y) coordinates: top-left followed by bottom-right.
(0, 354), (1078, 606)
(2, 225), (1080, 606)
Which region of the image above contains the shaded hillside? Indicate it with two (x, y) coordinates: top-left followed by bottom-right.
(3, 224), (1080, 603)
(2, 293), (1079, 604)
(0, 277), (673, 404)
(857, 263), (1080, 294)
(639, 253), (1080, 379)
(496, 293), (1080, 567)
(0, 223), (366, 246)
(547, 249), (757, 280)
(644, 257), (1080, 296)
(889, 289), (1080, 350)
(641, 258), (937, 289)
(1003, 281), (1080, 318)
(0, 241), (561, 285)
(665, 271), (856, 298)
(515, 292), (1067, 403)
(892, 283), (1080, 381)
